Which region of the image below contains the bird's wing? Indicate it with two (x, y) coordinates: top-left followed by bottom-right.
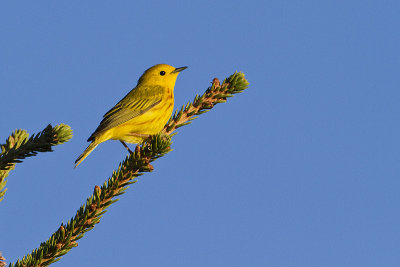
(88, 85), (164, 141)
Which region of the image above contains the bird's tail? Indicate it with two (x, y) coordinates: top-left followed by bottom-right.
(74, 141), (99, 168)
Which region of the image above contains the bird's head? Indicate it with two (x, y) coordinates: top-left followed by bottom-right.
(138, 64), (187, 88)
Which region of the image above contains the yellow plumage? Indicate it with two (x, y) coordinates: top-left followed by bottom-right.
(75, 64), (187, 167)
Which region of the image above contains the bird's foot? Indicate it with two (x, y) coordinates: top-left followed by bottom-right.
(120, 141), (133, 154)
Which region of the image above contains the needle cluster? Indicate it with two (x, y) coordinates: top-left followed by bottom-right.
(0, 124), (72, 201)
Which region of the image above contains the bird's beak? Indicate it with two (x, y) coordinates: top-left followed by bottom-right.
(171, 66), (188, 73)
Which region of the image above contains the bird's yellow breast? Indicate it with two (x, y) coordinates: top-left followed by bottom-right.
(103, 87), (174, 144)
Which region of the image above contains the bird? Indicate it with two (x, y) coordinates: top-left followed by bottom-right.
(74, 64), (187, 168)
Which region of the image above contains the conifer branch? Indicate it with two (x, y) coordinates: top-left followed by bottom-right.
(0, 124), (72, 202)
(9, 72), (249, 267)
(163, 72), (249, 135)
(10, 134), (171, 267)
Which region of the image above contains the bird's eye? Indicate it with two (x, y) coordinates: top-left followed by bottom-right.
(160, 71), (166, 76)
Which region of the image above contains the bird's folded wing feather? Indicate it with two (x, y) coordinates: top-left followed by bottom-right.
(88, 85), (164, 141)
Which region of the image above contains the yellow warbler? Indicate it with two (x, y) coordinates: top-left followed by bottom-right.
(75, 64), (187, 167)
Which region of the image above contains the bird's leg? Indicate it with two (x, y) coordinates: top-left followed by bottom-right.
(120, 141), (133, 154)
(126, 133), (150, 138)
(123, 133), (150, 156)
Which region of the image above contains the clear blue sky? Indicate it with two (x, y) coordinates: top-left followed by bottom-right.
(1, 1), (400, 266)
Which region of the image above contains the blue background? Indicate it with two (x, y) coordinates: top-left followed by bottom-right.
(1, 1), (400, 266)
